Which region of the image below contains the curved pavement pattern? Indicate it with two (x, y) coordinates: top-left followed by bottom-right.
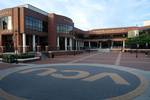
(0, 63), (149, 100)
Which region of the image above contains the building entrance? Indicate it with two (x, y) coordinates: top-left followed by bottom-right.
(101, 41), (111, 48)
(91, 42), (98, 48)
(59, 37), (65, 50)
(2, 35), (14, 52)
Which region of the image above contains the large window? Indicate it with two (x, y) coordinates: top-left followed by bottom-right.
(57, 24), (73, 33)
(113, 34), (127, 38)
(25, 16), (48, 32)
(0, 16), (12, 30)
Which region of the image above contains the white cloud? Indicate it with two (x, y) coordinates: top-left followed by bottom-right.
(0, 0), (150, 30)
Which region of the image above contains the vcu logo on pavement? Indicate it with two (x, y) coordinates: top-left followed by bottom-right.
(19, 68), (130, 85)
(0, 64), (147, 100)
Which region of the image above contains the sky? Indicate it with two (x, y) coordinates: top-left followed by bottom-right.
(0, 0), (150, 30)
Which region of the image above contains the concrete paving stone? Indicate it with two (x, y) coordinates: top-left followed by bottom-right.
(0, 51), (150, 100)
(0, 64), (149, 100)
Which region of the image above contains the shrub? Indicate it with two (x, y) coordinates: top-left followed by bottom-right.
(16, 53), (35, 59)
(0, 54), (2, 58)
(2, 54), (16, 63)
(2, 53), (35, 63)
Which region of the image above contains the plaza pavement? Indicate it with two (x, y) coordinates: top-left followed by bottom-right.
(0, 51), (150, 100)
(29, 51), (150, 71)
(1, 51), (149, 71)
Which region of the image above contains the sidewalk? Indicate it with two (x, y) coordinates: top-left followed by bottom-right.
(0, 62), (23, 70)
(31, 51), (150, 71)
(0, 51), (150, 71)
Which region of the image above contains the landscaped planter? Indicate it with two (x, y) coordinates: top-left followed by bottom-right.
(1, 53), (38, 63)
(17, 57), (41, 63)
(2, 54), (16, 63)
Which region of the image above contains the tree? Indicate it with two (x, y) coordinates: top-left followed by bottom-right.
(126, 31), (150, 49)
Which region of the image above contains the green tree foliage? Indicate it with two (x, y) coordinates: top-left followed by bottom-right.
(126, 31), (150, 47)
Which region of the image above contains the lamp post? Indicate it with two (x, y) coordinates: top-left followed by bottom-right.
(145, 42), (148, 56)
(73, 36), (76, 56)
(146, 42), (148, 48)
(136, 44), (139, 58)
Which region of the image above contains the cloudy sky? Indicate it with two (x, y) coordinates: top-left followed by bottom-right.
(0, 0), (150, 30)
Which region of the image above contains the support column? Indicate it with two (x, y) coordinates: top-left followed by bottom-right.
(111, 41), (114, 49)
(57, 36), (60, 50)
(0, 35), (3, 53)
(97, 41), (98, 48)
(99, 42), (102, 48)
(81, 41), (84, 50)
(76, 40), (78, 50)
(69, 38), (72, 50)
(22, 33), (26, 53)
(78, 41), (80, 50)
(33, 35), (36, 52)
(122, 40), (125, 52)
(89, 41), (91, 49)
(65, 37), (67, 51)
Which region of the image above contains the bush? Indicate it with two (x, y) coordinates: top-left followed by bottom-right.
(2, 53), (35, 63)
(0, 54), (2, 58)
(16, 53), (35, 59)
(2, 54), (17, 63)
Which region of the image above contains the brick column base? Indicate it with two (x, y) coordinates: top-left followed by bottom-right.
(45, 46), (49, 52)
(0, 46), (4, 53)
(37, 45), (41, 52)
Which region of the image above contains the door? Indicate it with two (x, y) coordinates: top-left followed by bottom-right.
(2, 35), (14, 52)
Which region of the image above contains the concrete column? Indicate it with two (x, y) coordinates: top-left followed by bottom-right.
(22, 33), (26, 53)
(99, 42), (102, 48)
(33, 35), (36, 52)
(65, 37), (67, 51)
(111, 41), (114, 49)
(97, 41), (98, 48)
(57, 36), (60, 50)
(81, 41), (84, 49)
(89, 41), (91, 49)
(37, 45), (41, 52)
(45, 46), (49, 52)
(78, 41), (80, 50)
(122, 40), (125, 52)
(70, 38), (72, 50)
(76, 40), (78, 50)
(123, 41), (125, 48)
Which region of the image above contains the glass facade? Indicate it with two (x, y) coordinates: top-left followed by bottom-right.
(57, 24), (73, 33)
(25, 16), (48, 32)
(0, 16), (12, 30)
(112, 34), (127, 38)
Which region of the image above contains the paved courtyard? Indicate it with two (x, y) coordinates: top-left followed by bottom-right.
(30, 51), (150, 71)
(0, 51), (150, 100)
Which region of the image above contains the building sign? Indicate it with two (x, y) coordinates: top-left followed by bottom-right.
(0, 64), (147, 100)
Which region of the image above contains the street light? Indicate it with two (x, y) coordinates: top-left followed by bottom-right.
(146, 42), (148, 48)
(145, 42), (148, 56)
(73, 36), (76, 56)
(136, 43), (139, 58)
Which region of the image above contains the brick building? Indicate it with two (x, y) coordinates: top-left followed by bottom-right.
(0, 4), (149, 53)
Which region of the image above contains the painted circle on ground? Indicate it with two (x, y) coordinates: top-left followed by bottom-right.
(0, 64), (147, 100)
